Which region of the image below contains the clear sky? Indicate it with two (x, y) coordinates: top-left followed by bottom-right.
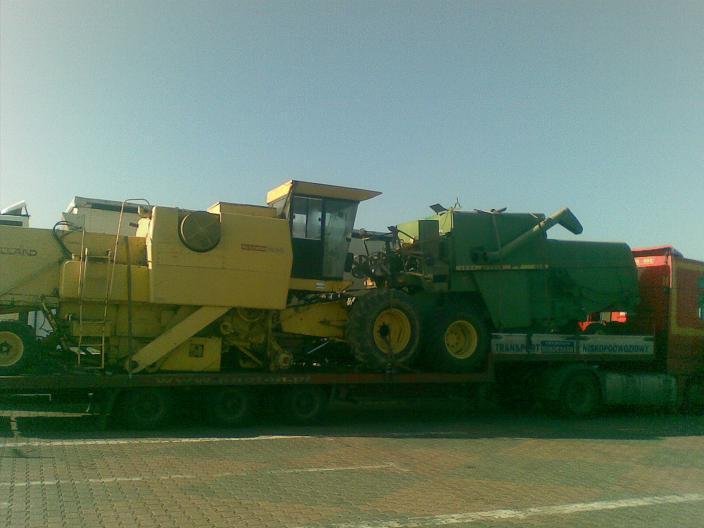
(1, 1), (702, 258)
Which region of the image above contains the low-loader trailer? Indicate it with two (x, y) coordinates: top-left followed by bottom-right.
(0, 182), (702, 427)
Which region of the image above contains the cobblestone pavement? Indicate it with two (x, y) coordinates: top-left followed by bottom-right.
(0, 400), (703, 527)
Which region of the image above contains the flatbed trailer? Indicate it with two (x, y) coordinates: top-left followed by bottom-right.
(0, 327), (691, 429)
(0, 365), (497, 429)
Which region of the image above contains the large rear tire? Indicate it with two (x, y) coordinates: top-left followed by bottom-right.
(0, 321), (38, 375)
(346, 289), (420, 370)
(426, 309), (488, 372)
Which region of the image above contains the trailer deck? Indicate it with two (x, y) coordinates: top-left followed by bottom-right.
(0, 370), (494, 393)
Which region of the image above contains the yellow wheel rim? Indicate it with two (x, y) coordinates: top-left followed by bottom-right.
(444, 321), (478, 359)
(373, 308), (412, 355)
(0, 331), (24, 367)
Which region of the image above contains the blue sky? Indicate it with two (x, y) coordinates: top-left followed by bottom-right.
(1, 1), (702, 258)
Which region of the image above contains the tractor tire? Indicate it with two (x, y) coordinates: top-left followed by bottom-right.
(281, 386), (330, 424)
(119, 388), (176, 430)
(206, 387), (256, 426)
(346, 289), (420, 370)
(558, 371), (601, 418)
(426, 309), (489, 373)
(0, 321), (38, 375)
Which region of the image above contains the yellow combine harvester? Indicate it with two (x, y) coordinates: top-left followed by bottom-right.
(0, 181), (419, 375)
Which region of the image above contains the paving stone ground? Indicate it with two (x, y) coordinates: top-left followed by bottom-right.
(0, 400), (703, 527)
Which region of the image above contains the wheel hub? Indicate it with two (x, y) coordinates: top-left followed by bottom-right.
(443, 321), (478, 359)
(0, 332), (24, 367)
(373, 308), (412, 355)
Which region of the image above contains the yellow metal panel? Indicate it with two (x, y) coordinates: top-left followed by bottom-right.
(151, 267), (290, 308)
(59, 302), (112, 322)
(0, 226), (64, 307)
(114, 304), (166, 338)
(57, 229), (147, 265)
(280, 301), (348, 338)
(60, 302), (166, 339)
(127, 305), (229, 372)
(70, 320), (113, 337)
(60, 261), (150, 303)
(266, 180), (381, 205)
(147, 207), (292, 309)
(135, 217), (151, 237)
(288, 278), (353, 293)
(162, 305), (198, 330)
(208, 202), (277, 217)
(266, 181), (293, 204)
(159, 337), (221, 372)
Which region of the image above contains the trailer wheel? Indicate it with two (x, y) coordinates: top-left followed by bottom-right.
(683, 380), (704, 414)
(346, 290), (420, 370)
(281, 386), (329, 424)
(0, 321), (37, 375)
(497, 370), (541, 412)
(119, 388), (175, 430)
(427, 310), (488, 372)
(206, 387), (256, 426)
(559, 372), (601, 418)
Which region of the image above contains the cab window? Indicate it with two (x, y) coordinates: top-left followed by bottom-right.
(291, 196), (322, 240)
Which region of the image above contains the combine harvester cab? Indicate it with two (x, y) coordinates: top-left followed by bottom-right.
(267, 181), (422, 370)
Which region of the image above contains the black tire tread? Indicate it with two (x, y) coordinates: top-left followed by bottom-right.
(206, 387), (255, 426)
(426, 308), (489, 373)
(281, 386), (329, 424)
(0, 321), (38, 375)
(346, 289), (420, 370)
(119, 388), (176, 430)
(559, 371), (601, 418)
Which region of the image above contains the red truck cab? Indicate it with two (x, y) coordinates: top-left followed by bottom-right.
(577, 246), (704, 409)
(631, 246), (704, 386)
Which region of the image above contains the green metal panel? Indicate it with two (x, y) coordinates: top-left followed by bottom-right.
(392, 207), (639, 333)
(448, 211), (546, 269)
(472, 271), (533, 328)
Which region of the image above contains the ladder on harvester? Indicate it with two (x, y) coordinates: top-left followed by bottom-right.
(75, 200), (143, 370)
(75, 245), (113, 369)
(74, 199), (148, 371)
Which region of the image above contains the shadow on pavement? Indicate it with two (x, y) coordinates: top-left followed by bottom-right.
(2, 398), (704, 442)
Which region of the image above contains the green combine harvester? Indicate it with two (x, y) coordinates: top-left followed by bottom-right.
(350, 206), (639, 372)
